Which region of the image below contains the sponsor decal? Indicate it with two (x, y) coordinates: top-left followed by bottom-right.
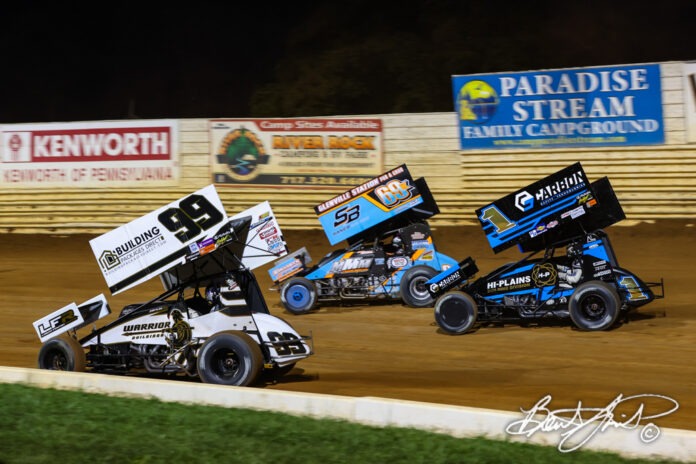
(532, 263), (557, 286)
(411, 239), (429, 249)
(515, 191), (534, 211)
(430, 269), (462, 294)
(561, 205), (586, 220)
(123, 321), (170, 334)
(197, 238), (216, 256)
(518, 168), (587, 211)
(169, 309), (192, 348)
(331, 256), (373, 274)
(529, 224), (548, 238)
(487, 275), (532, 291)
(260, 226), (278, 240)
(97, 226), (164, 271)
(387, 256), (409, 268)
(35, 309), (79, 340)
(270, 258), (304, 282)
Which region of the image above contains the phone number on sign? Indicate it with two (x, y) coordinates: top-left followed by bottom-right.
(279, 176), (371, 185)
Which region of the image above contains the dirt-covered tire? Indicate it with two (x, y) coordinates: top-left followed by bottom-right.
(400, 265), (439, 307)
(569, 280), (621, 331)
(280, 277), (317, 315)
(434, 291), (478, 335)
(196, 331), (263, 386)
(37, 334), (86, 372)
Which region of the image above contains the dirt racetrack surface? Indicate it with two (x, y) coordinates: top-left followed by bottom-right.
(1, 221), (694, 431)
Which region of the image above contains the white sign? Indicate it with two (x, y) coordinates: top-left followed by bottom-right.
(0, 119), (179, 187)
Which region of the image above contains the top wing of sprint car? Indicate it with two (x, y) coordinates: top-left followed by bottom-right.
(427, 163), (664, 334)
(34, 186), (313, 386)
(269, 164), (458, 313)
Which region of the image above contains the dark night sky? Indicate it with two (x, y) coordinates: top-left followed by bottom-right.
(2, 0), (694, 123)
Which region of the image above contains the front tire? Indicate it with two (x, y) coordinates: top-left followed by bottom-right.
(280, 277), (317, 315)
(434, 291), (478, 334)
(196, 331), (263, 386)
(37, 334), (86, 372)
(569, 280), (620, 331)
(400, 265), (439, 307)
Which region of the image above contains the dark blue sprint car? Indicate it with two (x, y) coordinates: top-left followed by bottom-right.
(427, 162), (664, 334)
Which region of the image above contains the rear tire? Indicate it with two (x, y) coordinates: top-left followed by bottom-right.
(569, 280), (620, 331)
(434, 291), (478, 334)
(197, 331), (263, 386)
(280, 277), (317, 314)
(400, 266), (438, 307)
(37, 334), (86, 372)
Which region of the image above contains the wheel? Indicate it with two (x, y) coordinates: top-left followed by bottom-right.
(434, 291), (478, 335)
(280, 277), (317, 314)
(400, 265), (438, 307)
(197, 331), (264, 386)
(569, 280), (621, 331)
(37, 334), (86, 372)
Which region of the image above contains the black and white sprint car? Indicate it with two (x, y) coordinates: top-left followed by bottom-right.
(427, 163), (664, 334)
(33, 186), (313, 387)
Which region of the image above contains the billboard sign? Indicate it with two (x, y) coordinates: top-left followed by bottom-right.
(0, 120), (178, 187)
(452, 63), (664, 149)
(210, 118), (383, 188)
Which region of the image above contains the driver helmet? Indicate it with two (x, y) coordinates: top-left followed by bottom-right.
(392, 235), (402, 248)
(566, 243), (582, 258)
(205, 284), (220, 306)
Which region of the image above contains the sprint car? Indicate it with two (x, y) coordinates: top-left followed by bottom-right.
(268, 165), (458, 314)
(34, 187), (313, 386)
(427, 163), (664, 334)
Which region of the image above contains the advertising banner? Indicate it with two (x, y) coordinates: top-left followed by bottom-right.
(684, 62), (696, 143)
(210, 118), (383, 187)
(452, 63), (664, 149)
(0, 120), (178, 187)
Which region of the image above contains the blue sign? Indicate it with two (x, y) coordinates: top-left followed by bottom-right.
(452, 64), (664, 149)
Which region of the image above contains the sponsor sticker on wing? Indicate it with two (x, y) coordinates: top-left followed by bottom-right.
(231, 201), (288, 270)
(90, 185), (228, 294)
(268, 247), (312, 283)
(33, 302), (84, 343)
(314, 164), (424, 245)
(475, 162), (595, 253)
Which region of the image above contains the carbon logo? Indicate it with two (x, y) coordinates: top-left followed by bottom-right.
(515, 191), (534, 211)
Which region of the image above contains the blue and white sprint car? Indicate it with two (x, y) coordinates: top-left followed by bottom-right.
(269, 165), (458, 314)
